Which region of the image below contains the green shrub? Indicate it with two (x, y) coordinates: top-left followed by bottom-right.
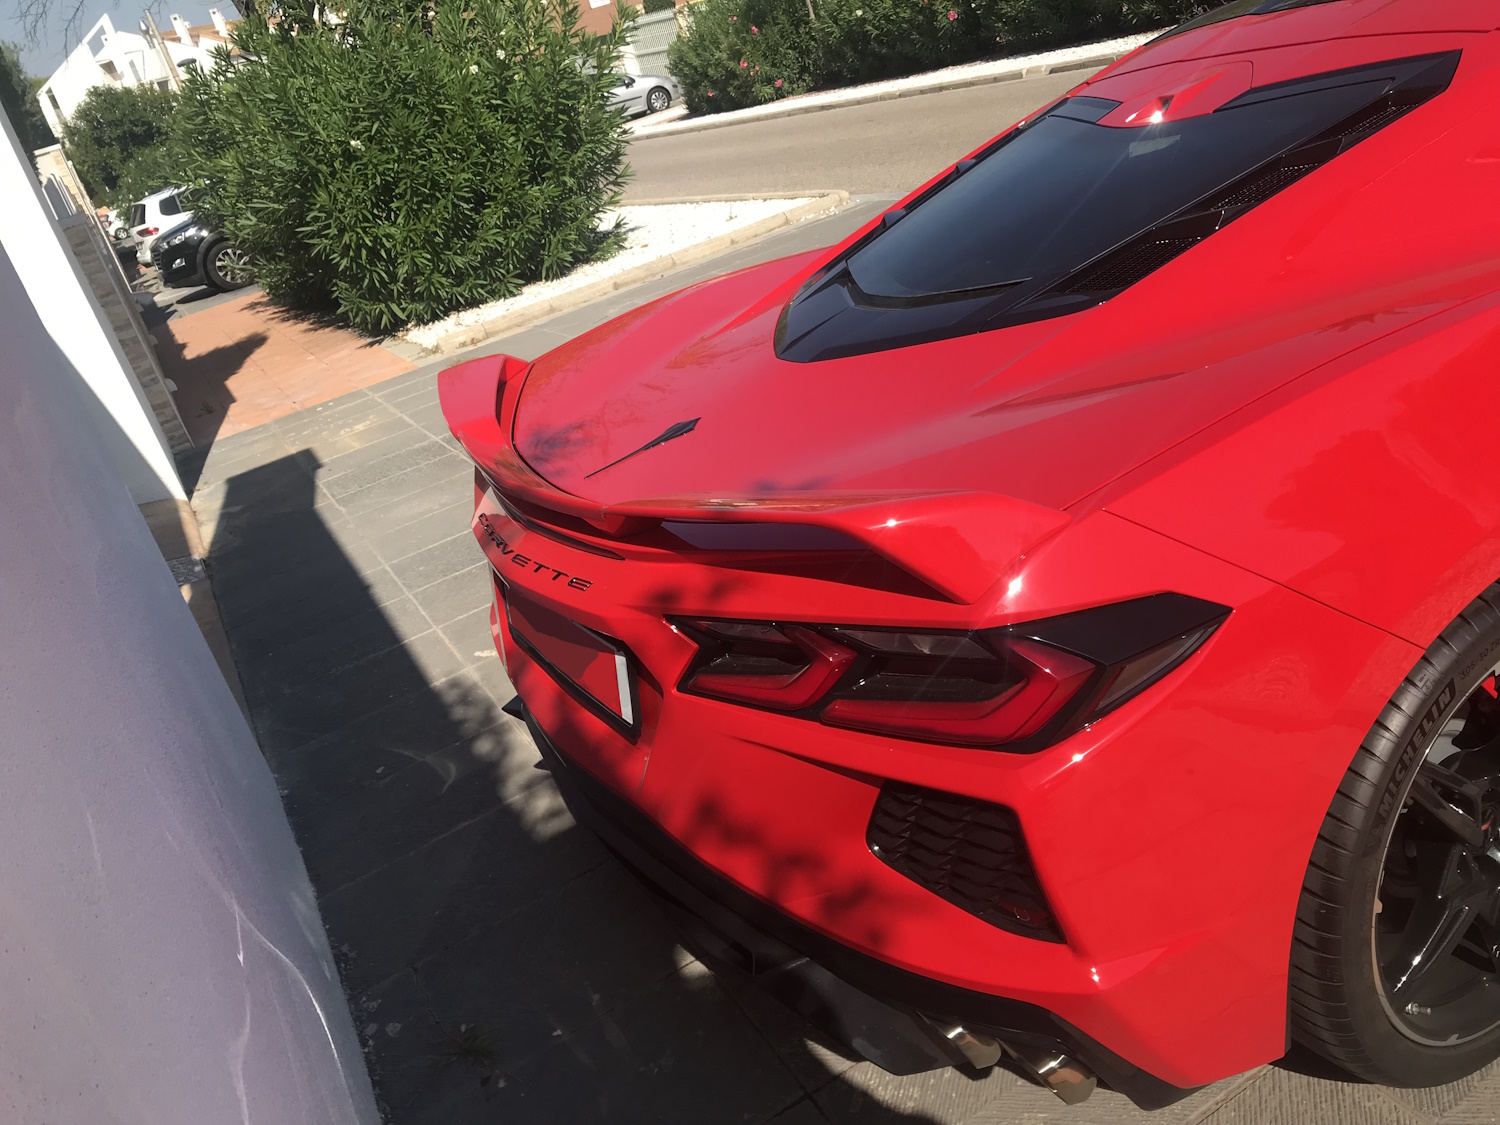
(670, 0), (1209, 113)
(175, 0), (633, 333)
(668, 0), (821, 111)
(643, 0), (678, 14)
(0, 42), (56, 164)
(60, 83), (179, 208)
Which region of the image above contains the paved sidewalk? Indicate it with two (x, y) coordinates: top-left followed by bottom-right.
(184, 205), (1500, 1124)
(148, 286), (414, 446)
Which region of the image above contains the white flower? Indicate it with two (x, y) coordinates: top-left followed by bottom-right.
(468, 63), (479, 73)
(495, 47), (505, 58)
(854, 7), (861, 12)
(348, 138), (363, 150)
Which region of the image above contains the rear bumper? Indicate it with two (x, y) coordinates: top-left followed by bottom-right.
(518, 701), (1196, 1110)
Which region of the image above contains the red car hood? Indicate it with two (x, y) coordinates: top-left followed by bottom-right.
(512, 244), (1470, 515)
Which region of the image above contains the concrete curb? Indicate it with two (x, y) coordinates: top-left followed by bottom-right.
(409, 190), (851, 356)
(630, 41), (1149, 142)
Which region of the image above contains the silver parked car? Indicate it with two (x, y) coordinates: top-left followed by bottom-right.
(609, 72), (681, 117)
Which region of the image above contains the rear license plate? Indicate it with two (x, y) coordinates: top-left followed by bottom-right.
(503, 583), (637, 735)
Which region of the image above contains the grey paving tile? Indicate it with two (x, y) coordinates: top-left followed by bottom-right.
(961, 1067), (1249, 1125)
(237, 594), (434, 704)
(767, 1098), (833, 1125)
(332, 452), (471, 519)
(372, 376), (438, 411)
(449, 325), (570, 365)
(266, 665), (502, 765)
(347, 967), (457, 1121)
(1402, 1056), (1500, 1121)
(708, 964), (859, 1095)
(213, 538), (389, 625)
(345, 471), (472, 533)
(367, 497), (477, 566)
(390, 531), (486, 593)
(220, 562), (410, 658)
(194, 432), (295, 487)
(292, 737), (509, 893)
(399, 395), (456, 437)
(411, 561), (493, 628)
(410, 860), (687, 1070)
(812, 1060), (1016, 1125)
(409, 947), (803, 1125)
(297, 412), (420, 463)
(267, 389), (381, 436)
(367, 364), (441, 401)
(251, 628), (466, 756)
(320, 437), (454, 500)
(1194, 1068), (1423, 1125)
(321, 788), (609, 993)
(438, 605), (506, 671)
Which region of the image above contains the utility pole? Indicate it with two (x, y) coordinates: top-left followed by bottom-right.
(141, 10), (184, 91)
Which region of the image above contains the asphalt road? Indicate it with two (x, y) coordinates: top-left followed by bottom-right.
(624, 68), (1090, 200)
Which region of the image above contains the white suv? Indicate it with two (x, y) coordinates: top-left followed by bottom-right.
(130, 187), (193, 266)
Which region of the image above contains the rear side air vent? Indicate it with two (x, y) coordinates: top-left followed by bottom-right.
(866, 782), (1063, 942)
(776, 50), (1461, 362)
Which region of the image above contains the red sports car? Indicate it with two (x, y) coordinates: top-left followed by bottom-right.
(440, 0), (1500, 1106)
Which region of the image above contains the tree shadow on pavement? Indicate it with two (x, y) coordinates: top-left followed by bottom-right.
(203, 446), (1005, 1125)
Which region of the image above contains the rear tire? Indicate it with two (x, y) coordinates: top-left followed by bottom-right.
(1292, 583), (1500, 1085)
(647, 87), (670, 114)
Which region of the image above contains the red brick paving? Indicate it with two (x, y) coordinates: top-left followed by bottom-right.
(156, 290), (414, 445)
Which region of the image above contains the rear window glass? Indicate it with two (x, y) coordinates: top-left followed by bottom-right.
(1155, 0), (1343, 43)
(846, 77), (1387, 302)
(129, 204), (145, 226)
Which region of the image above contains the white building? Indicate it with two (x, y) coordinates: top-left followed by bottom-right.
(37, 10), (239, 137)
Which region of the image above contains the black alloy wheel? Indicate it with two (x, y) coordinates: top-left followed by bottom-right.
(1292, 585), (1500, 1085)
(204, 239), (251, 291)
(647, 87), (671, 113)
(1374, 677), (1500, 1046)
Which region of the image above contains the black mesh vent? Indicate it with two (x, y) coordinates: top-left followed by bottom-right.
(866, 782), (1063, 942)
(1211, 162), (1320, 211)
(1061, 238), (1200, 296)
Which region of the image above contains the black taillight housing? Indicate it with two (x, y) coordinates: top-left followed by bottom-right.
(673, 594), (1228, 752)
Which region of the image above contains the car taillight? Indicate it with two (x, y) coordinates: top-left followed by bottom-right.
(673, 594), (1229, 752)
(820, 631), (1094, 746)
(141, 226), (158, 236)
(676, 620), (855, 709)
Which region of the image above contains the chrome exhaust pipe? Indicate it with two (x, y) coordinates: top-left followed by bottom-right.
(1003, 1044), (1098, 1105)
(930, 1021), (1003, 1069)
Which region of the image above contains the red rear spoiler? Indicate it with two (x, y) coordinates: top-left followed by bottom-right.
(438, 354), (1070, 604)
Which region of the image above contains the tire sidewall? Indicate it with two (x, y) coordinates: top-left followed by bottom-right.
(1335, 614), (1500, 1083)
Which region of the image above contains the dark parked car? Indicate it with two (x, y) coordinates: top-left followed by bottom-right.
(151, 219), (251, 292)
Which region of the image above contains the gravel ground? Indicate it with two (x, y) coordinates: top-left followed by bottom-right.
(400, 198), (814, 351)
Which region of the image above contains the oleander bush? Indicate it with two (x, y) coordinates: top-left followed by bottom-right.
(60, 83), (179, 208)
(669, 0), (1209, 113)
(175, 0), (634, 332)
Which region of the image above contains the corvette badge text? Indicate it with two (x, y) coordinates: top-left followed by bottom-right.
(477, 512), (593, 591)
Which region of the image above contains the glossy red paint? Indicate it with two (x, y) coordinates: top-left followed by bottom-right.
(440, 3), (1500, 1096)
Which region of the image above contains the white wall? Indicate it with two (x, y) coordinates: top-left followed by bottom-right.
(0, 191), (381, 1125)
(38, 13), (234, 135)
(0, 100), (184, 504)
